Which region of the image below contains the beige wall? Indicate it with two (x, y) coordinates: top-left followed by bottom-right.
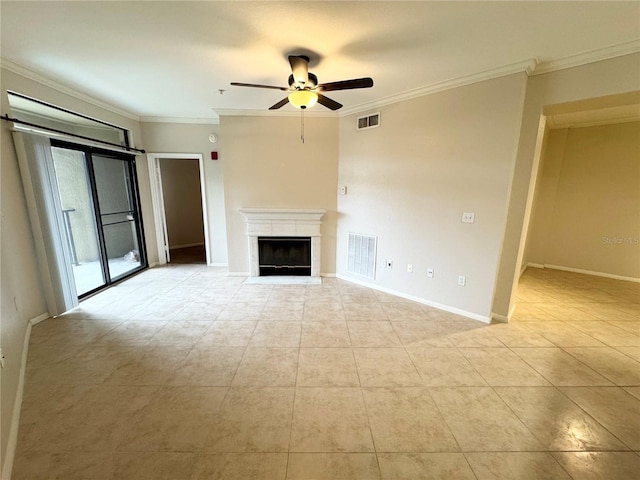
(140, 122), (227, 265)
(160, 158), (205, 249)
(337, 73), (528, 320)
(219, 115), (339, 275)
(525, 122), (640, 278)
(0, 67), (150, 475)
(493, 53), (640, 318)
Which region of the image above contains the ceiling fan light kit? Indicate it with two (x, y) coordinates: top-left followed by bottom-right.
(288, 90), (318, 109)
(231, 53), (374, 142)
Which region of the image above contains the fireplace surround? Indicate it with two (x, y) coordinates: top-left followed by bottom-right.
(239, 208), (326, 277)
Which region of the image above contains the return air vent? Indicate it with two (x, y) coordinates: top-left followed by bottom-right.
(356, 112), (380, 131)
(347, 233), (377, 279)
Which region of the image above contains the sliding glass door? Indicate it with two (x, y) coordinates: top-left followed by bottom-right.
(50, 141), (146, 298)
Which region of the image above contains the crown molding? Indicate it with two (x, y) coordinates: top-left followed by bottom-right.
(139, 116), (220, 125)
(0, 58), (140, 121)
(531, 39), (640, 76)
(338, 59), (538, 117)
(214, 108), (337, 118)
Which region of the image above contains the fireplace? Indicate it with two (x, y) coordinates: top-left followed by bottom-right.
(239, 208), (326, 278)
(258, 237), (311, 276)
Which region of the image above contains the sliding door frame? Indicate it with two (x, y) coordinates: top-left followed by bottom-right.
(51, 139), (148, 298)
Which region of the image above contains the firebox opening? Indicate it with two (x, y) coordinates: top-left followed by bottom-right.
(258, 237), (311, 276)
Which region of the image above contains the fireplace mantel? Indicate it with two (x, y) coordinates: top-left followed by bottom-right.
(239, 208), (326, 277)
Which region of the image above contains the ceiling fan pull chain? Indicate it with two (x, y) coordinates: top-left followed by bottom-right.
(300, 108), (305, 143)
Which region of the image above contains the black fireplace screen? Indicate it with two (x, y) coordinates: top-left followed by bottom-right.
(258, 237), (311, 276)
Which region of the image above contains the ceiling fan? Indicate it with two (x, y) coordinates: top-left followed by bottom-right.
(230, 55), (374, 111)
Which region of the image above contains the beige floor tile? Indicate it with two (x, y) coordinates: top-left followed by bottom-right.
(260, 302), (305, 321)
(377, 453), (476, 480)
(290, 387), (374, 452)
(353, 348), (422, 387)
(429, 387), (544, 451)
(390, 321), (455, 347)
(495, 387), (627, 451)
(249, 321), (302, 347)
(117, 386), (227, 452)
(232, 347), (299, 386)
(565, 320), (640, 347)
(512, 347), (613, 386)
(465, 452), (571, 480)
(624, 386), (640, 400)
(348, 321), (402, 347)
(458, 348), (551, 386)
(560, 386), (640, 450)
(523, 322), (606, 347)
(303, 302), (345, 321)
(204, 387), (294, 452)
(552, 452), (640, 480)
(96, 319), (169, 346)
(192, 453), (288, 479)
(300, 321), (351, 347)
(363, 387), (459, 452)
(103, 344), (192, 385)
(487, 323), (555, 347)
(286, 453), (380, 479)
(407, 347), (487, 386)
(382, 302), (429, 321)
(112, 452), (196, 480)
(446, 328), (504, 347)
(197, 320), (257, 346)
(563, 347), (640, 385)
(297, 348), (359, 386)
(11, 452), (113, 480)
(605, 319), (640, 333)
(146, 320), (212, 346)
(168, 345), (245, 386)
(343, 303), (388, 321)
(217, 302), (265, 321)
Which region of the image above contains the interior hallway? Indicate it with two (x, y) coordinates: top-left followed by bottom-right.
(10, 266), (640, 479)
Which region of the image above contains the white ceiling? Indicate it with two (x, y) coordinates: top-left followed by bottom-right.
(1, 1), (639, 121)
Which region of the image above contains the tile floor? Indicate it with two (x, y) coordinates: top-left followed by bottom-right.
(11, 266), (640, 479)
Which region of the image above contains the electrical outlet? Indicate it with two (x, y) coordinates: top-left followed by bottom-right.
(462, 212), (475, 223)
(407, 264), (413, 273)
(427, 268), (434, 278)
(339, 185), (347, 195)
(458, 275), (466, 286)
(0, 349), (5, 369)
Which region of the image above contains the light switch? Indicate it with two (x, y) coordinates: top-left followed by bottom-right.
(462, 212), (475, 223)
(339, 185), (347, 195)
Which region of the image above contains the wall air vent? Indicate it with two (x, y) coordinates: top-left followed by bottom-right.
(356, 112), (381, 131)
(347, 233), (377, 279)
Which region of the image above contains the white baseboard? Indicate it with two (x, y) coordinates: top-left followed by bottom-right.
(209, 262), (229, 268)
(2, 312), (49, 480)
(336, 274), (490, 324)
(527, 263), (545, 269)
(321, 272), (337, 278)
(492, 302), (518, 324)
(170, 242), (205, 250)
(540, 264), (640, 283)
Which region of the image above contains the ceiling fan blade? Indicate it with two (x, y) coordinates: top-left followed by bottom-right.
(289, 55), (309, 86)
(269, 97), (290, 110)
(317, 93), (342, 111)
(230, 82), (289, 91)
(318, 77), (374, 92)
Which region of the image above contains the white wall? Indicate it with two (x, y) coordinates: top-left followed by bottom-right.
(525, 122), (640, 279)
(140, 122), (228, 265)
(493, 53), (640, 318)
(0, 66), (151, 476)
(337, 73), (528, 320)
(219, 115), (339, 275)
(160, 158), (205, 249)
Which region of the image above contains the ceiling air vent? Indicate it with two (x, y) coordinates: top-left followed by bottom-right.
(356, 112), (380, 131)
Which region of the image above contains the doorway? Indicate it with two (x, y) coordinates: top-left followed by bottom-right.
(147, 153), (211, 266)
(50, 141), (147, 297)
